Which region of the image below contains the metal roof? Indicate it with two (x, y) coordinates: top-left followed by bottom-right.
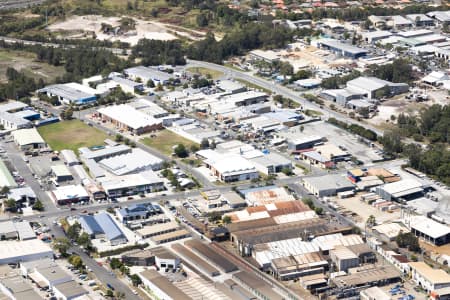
(99, 148), (162, 175)
(79, 213), (127, 241)
(38, 83), (96, 102)
(12, 128), (45, 146)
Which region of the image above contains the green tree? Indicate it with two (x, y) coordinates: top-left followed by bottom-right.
(174, 144), (188, 158)
(396, 232), (420, 252)
(77, 232), (91, 249)
(366, 215), (376, 227)
(222, 215), (232, 224)
(66, 222), (81, 240)
(68, 255), (83, 268)
(32, 199), (44, 211)
(4, 199), (17, 212)
(130, 274), (142, 286)
(115, 134), (123, 142)
(147, 79), (155, 88)
(53, 237), (71, 255)
(110, 258), (122, 269)
(0, 186), (10, 195)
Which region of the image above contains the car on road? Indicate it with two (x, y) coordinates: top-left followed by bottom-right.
(106, 283), (114, 290)
(70, 207), (77, 211)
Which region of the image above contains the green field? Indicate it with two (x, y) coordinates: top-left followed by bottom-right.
(38, 120), (108, 153)
(186, 67), (224, 80)
(140, 129), (198, 156)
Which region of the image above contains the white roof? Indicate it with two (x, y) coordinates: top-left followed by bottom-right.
(373, 222), (409, 238)
(381, 179), (423, 197)
(422, 71), (449, 84)
(0, 239), (53, 262)
(410, 216), (450, 239)
(60, 150), (79, 165)
(397, 29), (433, 38)
(51, 165), (72, 177)
(347, 76), (389, 93)
(100, 170), (162, 191)
(362, 30), (392, 39)
(205, 154), (256, 175)
(98, 104), (161, 130)
(0, 101), (28, 113)
(312, 233), (364, 251)
(99, 148), (163, 175)
(11, 128), (45, 146)
(52, 185), (88, 200)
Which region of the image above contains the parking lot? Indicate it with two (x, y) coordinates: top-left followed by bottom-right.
(280, 121), (384, 164)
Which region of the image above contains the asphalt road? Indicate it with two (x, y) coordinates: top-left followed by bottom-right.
(186, 60), (384, 137)
(1, 139), (58, 213)
(42, 219), (140, 300)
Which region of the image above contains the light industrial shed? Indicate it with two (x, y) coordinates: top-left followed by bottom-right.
(11, 128), (47, 151)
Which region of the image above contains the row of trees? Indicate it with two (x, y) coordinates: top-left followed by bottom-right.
(328, 117), (378, 141)
(0, 67), (44, 101)
(367, 59), (414, 83)
(321, 70), (361, 89)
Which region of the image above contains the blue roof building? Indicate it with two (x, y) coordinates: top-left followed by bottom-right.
(79, 213), (127, 246)
(116, 204), (163, 225)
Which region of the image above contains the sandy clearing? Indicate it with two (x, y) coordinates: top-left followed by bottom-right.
(47, 15), (202, 45)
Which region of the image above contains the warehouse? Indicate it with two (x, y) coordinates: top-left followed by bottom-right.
(220, 91), (269, 106)
(124, 66), (171, 85)
(0, 221), (35, 240)
(360, 286), (391, 300)
(171, 243), (221, 277)
(0, 160), (17, 188)
(51, 165), (73, 182)
(79, 212), (127, 246)
(11, 128), (47, 151)
(316, 39), (368, 59)
(97, 104), (163, 135)
(8, 186), (36, 207)
(0, 239), (53, 264)
(185, 240), (238, 273)
(302, 174), (354, 197)
(116, 203), (162, 224)
(37, 83), (97, 105)
(408, 216), (450, 246)
(216, 80), (246, 94)
(99, 170), (164, 197)
(362, 31), (393, 43)
(152, 229), (190, 245)
(346, 77), (409, 100)
(376, 179), (424, 201)
(330, 245), (359, 272)
(409, 261), (450, 292)
(0, 265), (42, 300)
(0, 101), (34, 130)
(79, 144), (131, 162)
(121, 249), (155, 266)
(204, 153), (259, 182)
(332, 265), (401, 288)
(110, 76), (144, 94)
(0, 112), (31, 130)
(139, 269), (190, 300)
(270, 252), (328, 281)
(249, 152), (293, 175)
(129, 97), (169, 119)
(51, 184), (89, 205)
(60, 150), (80, 166)
(53, 280), (88, 300)
(136, 221), (179, 239)
(98, 148), (163, 175)
(30, 265), (72, 289)
(232, 270), (285, 300)
(244, 186), (295, 206)
(288, 136), (324, 151)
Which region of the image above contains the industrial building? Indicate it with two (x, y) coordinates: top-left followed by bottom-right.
(204, 153), (259, 182)
(409, 262), (450, 292)
(346, 77), (409, 100)
(8, 186), (37, 207)
(98, 148), (163, 175)
(37, 83), (97, 105)
(60, 150), (80, 166)
(79, 212), (127, 246)
(124, 66), (171, 85)
(288, 136), (324, 151)
(99, 170), (165, 198)
(376, 179), (424, 201)
(360, 286), (391, 300)
(53, 280), (89, 300)
(116, 203), (163, 224)
(0, 101), (35, 130)
(0, 221), (35, 240)
(302, 174), (355, 197)
(0, 239), (53, 264)
(51, 184), (89, 205)
(121, 249), (155, 266)
(11, 128), (47, 151)
(330, 245), (359, 272)
(97, 104), (163, 135)
(129, 97), (169, 119)
(315, 39), (368, 58)
(51, 165), (73, 182)
(139, 269), (190, 300)
(331, 265), (401, 288)
(110, 76), (144, 94)
(0, 160), (18, 188)
(216, 80), (247, 94)
(244, 186), (295, 206)
(79, 144), (131, 162)
(249, 152), (293, 175)
(0, 265), (43, 300)
(405, 215), (450, 246)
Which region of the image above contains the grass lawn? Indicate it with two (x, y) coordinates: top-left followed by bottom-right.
(235, 78), (273, 94)
(140, 129), (198, 156)
(38, 120), (108, 153)
(186, 67), (224, 80)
